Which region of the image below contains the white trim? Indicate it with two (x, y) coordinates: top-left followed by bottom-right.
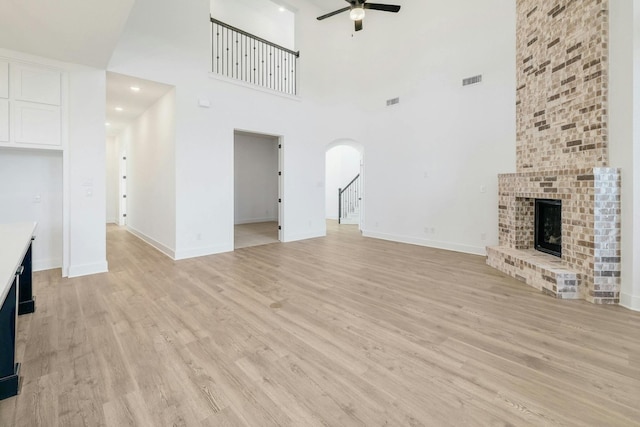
(620, 292), (640, 312)
(68, 260), (108, 278)
(282, 230), (325, 243)
(174, 244), (233, 261)
(33, 258), (62, 272)
(208, 72), (301, 102)
(234, 217), (278, 225)
(361, 229), (487, 256)
(126, 226), (175, 259)
(61, 69), (69, 278)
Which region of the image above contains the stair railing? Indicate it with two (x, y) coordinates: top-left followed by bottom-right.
(210, 17), (300, 95)
(338, 174), (360, 224)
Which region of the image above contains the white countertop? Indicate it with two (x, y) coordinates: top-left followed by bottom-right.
(0, 222), (37, 306)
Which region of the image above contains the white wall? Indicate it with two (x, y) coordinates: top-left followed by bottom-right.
(106, 136), (119, 223)
(118, 88), (176, 256)
(234, 132), (278, 224)
(0, 48), (108, 278)
(108, 0), (517, 260)
(609, 0), (640, 311)
(325, 145), (361, 219)
(634, 0), (640, 310)
(354, 0), (517, 255)
(0, 149), (63, 270)
(108, 0), (362, 260)
(67, 65), (108, 277)
(210, 0), (295, 49)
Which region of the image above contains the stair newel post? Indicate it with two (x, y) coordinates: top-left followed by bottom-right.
(338, 188), (342, 224)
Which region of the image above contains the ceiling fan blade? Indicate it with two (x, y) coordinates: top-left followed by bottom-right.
(317, 6), (351, 20)
(363, 3), (401, 12)
(355, 19), (363, 31)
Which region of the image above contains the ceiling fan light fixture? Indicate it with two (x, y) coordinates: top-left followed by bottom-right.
(349, 7), (365, 21)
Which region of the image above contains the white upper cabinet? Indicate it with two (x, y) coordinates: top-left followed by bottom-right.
(0, 62), (8, 142)
(0, 100), (8, 142)
(0, 59), (64, 150)
(0, 61), (8, 99)
(12, 63), (61, 106)
(12, 101), (60, 146)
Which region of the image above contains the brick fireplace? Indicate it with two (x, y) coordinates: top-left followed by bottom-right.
(486, 0), (621, 304)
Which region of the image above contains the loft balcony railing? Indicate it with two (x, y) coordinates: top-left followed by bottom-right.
(210, 17), (300, 95)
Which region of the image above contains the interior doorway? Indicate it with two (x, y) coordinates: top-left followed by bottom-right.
(234, 130), (281, 249)
(105, 72), (174, 242)
(325, 141), (364, 228)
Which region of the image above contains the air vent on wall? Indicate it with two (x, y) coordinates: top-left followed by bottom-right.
(386, 97), (400, 106)
(463, 75), (482, 86)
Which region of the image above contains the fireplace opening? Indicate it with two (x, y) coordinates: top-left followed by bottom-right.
(535, 199), (562, 257)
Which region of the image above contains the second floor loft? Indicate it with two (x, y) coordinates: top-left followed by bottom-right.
(210, 17), (300, 96)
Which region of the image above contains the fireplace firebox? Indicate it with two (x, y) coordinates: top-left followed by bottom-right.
(535, 199), (562, 257)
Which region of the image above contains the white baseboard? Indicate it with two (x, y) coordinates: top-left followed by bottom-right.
(33, 258), (62, 272)
(361, 229), (487, 256)
(127, 226), (234, 261)
(620, 292), (640, 312)
(126, 226), (176, 259)
(174, 243), (233, 260)
(68, 260), (108, 278)
(234, 217), (278, 225)
(340, 218), (360, 225)
(283, 230), (325, 243)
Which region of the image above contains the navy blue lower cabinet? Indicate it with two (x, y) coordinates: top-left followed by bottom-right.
(0, 276), (20, 400)
(18, 241), (36, 315)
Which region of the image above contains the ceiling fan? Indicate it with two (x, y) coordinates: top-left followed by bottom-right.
(317, 0), (401, 32)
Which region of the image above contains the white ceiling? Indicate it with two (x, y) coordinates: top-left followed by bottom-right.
(0, 0), (135, 68)
(106, 72), (174, 138)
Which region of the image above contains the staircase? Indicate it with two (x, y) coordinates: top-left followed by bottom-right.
(338, 174), (361, 225)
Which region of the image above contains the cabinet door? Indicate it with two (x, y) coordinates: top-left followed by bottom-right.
(0, 61), (8, 99)
(12, 64), (61, 106)
(0, 99), (8, 142)
(12, 101), (60, 146)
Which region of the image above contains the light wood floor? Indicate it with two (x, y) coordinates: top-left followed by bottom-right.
(234, 221), (279, 249)
(1, 221), (639, 426)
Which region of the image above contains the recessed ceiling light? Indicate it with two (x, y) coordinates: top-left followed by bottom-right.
(279, 6), (285, 12)
(105, 122), (111, 126)
(130, 86), (141, 92)
(115, 107), (123, 111)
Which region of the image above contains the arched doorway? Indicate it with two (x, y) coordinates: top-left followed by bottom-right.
(325, 139), (364, 229)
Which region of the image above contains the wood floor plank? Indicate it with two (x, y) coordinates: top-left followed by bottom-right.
(1, 221), (639, 426)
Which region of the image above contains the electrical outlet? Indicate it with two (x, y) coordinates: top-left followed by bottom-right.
(481, 233), (487, 241)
